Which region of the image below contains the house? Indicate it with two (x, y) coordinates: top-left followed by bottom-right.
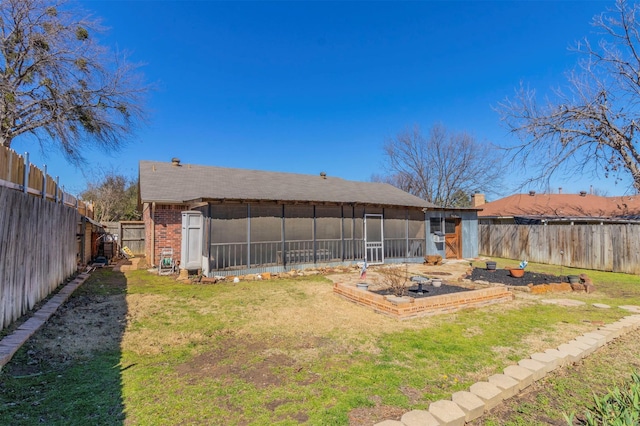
(138, 159), (479, 276)
(474, 191), (640, 225)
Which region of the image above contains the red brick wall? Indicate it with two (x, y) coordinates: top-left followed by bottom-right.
(144, 203), (188, 266)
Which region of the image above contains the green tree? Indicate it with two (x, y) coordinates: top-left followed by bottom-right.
(81, 173), (139, 223)
(0, 0), (148, 162)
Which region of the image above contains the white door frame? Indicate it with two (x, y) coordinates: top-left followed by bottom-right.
(364, 214), (384, 265)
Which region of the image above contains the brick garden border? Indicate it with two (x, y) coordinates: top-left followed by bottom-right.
(333, 283), (514, 320)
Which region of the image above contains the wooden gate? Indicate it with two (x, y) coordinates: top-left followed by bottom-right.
(103, 221), (146, 255)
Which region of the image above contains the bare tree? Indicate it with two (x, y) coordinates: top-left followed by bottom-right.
(377, 123), (503, 207)
(80, 172), (139, 223)
(0, 0), (148, 163)
(498, 0), (640, 193)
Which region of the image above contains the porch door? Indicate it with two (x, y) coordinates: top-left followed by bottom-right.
(444, 218), (461, 259)
(364, 214), (384, 264)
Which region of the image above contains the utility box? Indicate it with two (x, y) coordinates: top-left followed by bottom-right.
(181, 211), (203, 270)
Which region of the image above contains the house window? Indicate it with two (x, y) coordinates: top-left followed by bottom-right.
(430, 217), (442, 234)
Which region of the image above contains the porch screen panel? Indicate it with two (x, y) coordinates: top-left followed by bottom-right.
(343, 206), (355, 260)
(210, 204), (247, 270)
(353, 206), (365, 260)
(284, 205), (314, 264)
(384, 208), (407, 259)
(408, 209), (425, 257)
(249, 204), (282, 266)
(315, 206), (342, 261)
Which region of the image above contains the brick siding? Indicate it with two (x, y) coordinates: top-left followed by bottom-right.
(143, 203), (188, 266)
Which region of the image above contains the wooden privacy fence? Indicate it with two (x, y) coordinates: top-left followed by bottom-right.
(102, 221), (145, 255)
(0, 186), (79, 329)
(0, 146), (93, 217)
(479, 224), (640, 274)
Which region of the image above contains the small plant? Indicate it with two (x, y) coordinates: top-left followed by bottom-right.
(376, 265), (409, 297)
(564, 370), (640, 425)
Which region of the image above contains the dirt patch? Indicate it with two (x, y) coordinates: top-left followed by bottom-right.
(3, 287), (127, 377)
(175, 334), (323, 388)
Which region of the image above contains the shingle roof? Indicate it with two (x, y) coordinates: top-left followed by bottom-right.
(139, 160), (436, 208)
(478, 193), (640, 219)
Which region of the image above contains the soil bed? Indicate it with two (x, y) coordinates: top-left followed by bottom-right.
(469, 267), (569, 287)
(372, 283), (472, 298)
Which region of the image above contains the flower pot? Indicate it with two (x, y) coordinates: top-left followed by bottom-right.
(568, 275), (580, 284)
(356, 283), (369, 291)
(508, 268), (525, 278)
(432, 279), (442, 287)
(486, 261), (497, 271)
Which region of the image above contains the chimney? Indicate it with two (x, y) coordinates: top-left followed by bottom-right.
(471, 192), (485, 207)
(529, 190), (536, 196)
(171, 157), (181, 167)
(580, 191), (587, 196)
(320, 172), (327, 179)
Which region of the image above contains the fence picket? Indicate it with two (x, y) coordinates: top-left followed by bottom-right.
(0, 187), (79, 329)
(479, 224), (640, 274)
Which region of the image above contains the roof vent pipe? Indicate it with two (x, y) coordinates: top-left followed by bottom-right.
(558, 187), (562, 194)
(171, 157), (181, 166)
(529, 190), (536, 196)
(320, 172), (327, 179)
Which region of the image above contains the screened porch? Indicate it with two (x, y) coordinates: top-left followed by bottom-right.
(201, 202), (426, 275)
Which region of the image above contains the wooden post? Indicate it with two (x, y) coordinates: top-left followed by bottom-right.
(22, 152), (29, 194)
(42, 165), (47, 199)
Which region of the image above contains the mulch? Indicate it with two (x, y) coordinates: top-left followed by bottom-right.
(372, 283), (473, 298)
(469, 267), (569, 287)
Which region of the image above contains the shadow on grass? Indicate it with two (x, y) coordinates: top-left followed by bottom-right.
(0, 267), (128, 425)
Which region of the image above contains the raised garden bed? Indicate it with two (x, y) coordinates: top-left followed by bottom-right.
(469, 267), (570, 287)
(467, 267), (594, 294)
(333, 282), (513, 320)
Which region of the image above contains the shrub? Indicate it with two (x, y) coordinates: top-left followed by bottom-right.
(376, 265), (409, 297)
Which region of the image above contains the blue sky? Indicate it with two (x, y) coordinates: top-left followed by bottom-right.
(13, 0), (628, 199)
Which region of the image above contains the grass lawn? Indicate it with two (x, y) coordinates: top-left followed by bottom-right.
(1, 259), (639, 425)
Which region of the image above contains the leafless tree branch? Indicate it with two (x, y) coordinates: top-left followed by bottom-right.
(498, 0), (640, 193)
(377, 123), (504, 207)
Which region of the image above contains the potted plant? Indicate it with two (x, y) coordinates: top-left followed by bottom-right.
(507, 267), (525, 278)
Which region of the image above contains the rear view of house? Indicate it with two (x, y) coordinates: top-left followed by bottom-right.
(139, 159), (478, 276)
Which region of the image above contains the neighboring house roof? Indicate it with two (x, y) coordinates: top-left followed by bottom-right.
(139, 160), (436, 209)
(478, 193), (640, 221)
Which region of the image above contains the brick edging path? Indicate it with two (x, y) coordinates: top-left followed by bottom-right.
(374, 312), (640, 426)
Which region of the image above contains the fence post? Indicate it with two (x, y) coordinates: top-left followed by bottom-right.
(22, 152), (29, 194)
(42, 164), (47, 199)
(55, 176), (59, 203)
